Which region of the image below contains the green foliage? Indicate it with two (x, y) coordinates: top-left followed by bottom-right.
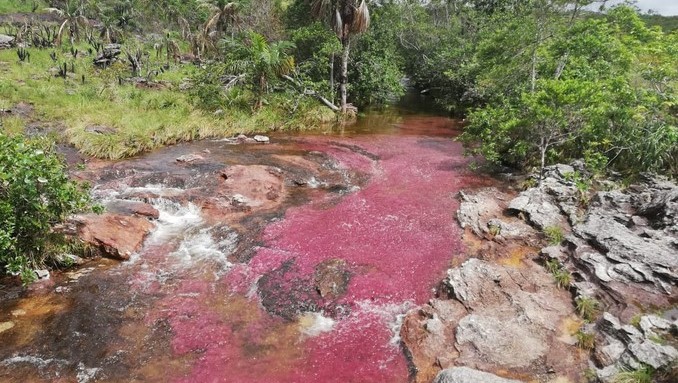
(575, 330), (596, 351)
(289, 22), (341, 99)
(543, 257), (571, 289)
(553, 268), (572, 289)
(544, 226), (565, 245)
(488, 223), (501, 236)
(576, 296), (601, 322)
(223, 32), (295, 108)
(348, 4), (405, 107)
(0, 134), (91, 283)
(612, 365), (654, 383)
(0, 0), (45, 13)
(430, 3), (678, 177)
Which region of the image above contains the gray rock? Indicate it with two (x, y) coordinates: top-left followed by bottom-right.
(457, 188), (506, 236)
(628, 341), (678, 369)
(595, 312), (678, 380)
(574, 208), (676, 291)
(176, 154), (205, 163)
(456, 315), (547, 368)
(508, 187), (567, 229)
(34, 269), (50, 279)
(434, 367), (523, 383)
(0, 34), (14, 49)
(253, 135), (270, 143)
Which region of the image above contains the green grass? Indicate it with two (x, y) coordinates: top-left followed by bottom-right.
(576, 296), (600, 322)
(612, 365), (654, 383)
(544, 226), (565, 245)
(0, 115), (26, 136)
(575, 330), (596, 351)
(0, 44), (332, 159)
(0, 0), (46, 14)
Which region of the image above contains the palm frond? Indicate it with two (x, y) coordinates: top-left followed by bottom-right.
(351, 0), (370, 34)
(334, 9), (343, 38)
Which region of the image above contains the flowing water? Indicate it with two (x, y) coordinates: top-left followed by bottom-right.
(0, 108), (495, 383)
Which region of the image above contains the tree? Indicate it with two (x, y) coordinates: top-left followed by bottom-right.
(311, 0), (370, 113)
(226, 32), (295, 109)
(46, 0), (89, 46)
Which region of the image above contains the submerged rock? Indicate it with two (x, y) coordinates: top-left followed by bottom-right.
(176, 153), (205, 163)
(314, 259), (351, 299)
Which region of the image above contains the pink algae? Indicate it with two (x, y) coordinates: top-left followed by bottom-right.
(164, 118), (490, 382)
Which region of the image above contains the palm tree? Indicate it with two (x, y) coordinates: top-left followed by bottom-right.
(45, 0), (88, 46)
(228, 32), (295, 110)
(312, 0), (370, 113)
(200, 0), (240, 38)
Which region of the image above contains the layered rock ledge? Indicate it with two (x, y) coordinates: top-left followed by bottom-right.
(402, 165), (678, 383)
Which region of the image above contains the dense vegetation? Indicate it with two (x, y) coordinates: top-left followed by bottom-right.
(0, 0), (676, 280)
(1, 1), (673, 175)
(0, 134), (93, 282)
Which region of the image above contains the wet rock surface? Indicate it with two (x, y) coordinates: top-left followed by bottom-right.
(434, 367), (524, 383)
(69, 213), (155, 260)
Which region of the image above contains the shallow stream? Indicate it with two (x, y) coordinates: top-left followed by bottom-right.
(0, 108), (495, 383)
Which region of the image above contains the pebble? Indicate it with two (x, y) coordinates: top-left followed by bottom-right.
(11, 309), (26, 317)
(0, 321), (15, 334)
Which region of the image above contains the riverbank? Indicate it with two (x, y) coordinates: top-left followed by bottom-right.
(402, 164), (678, 383)
(0, 45), (336, 160)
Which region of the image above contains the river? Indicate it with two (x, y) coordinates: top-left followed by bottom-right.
(0, 107), (495, 383)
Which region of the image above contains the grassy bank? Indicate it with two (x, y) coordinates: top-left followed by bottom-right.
(0, 46), (334, 159)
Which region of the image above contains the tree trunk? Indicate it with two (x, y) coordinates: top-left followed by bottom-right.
(330, 53), (335, 104)
(340, 38), (350, 113)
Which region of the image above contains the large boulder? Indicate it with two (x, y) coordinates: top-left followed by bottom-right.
(401, 258), (586, 383)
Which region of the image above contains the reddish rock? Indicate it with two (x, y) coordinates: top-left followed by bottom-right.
(104, 200), (160, 219)
(73, 214), (154, 260)
(314, 259), (351, 299)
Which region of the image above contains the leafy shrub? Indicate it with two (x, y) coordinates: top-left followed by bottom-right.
(188, 63), (230, 111)
(0, 134), (91, 283)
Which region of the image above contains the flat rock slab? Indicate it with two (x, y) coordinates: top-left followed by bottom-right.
(74, 214), (155, 260)
(434, 367), (524, 383)
(401, 258), (585, 383)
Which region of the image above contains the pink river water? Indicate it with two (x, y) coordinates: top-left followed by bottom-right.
(0, 114), (494, 383)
